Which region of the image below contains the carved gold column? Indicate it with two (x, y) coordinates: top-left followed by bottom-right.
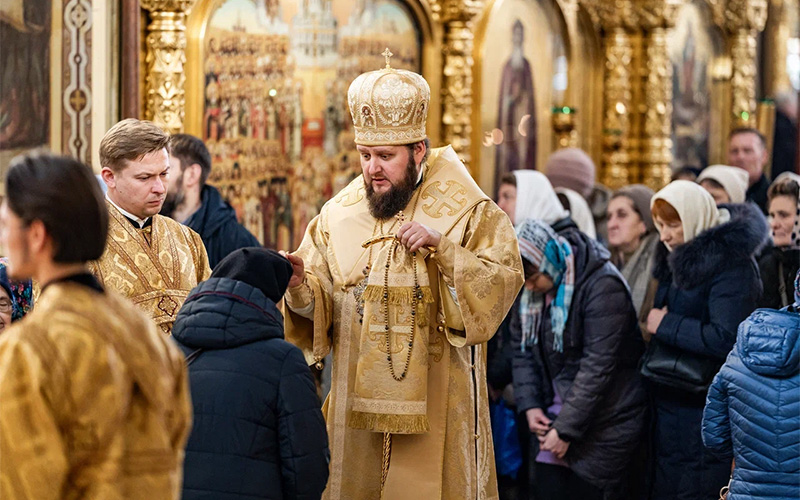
(432, 0), (483, 164)
(638, 0), (680, 190)
(140, 0), (196, 134)
(711, 0), (767, 128)
(583, 0), (639, 189)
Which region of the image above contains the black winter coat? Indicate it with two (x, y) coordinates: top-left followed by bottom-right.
(512, 229), (647, 491)
(185, 185), (261, 268)
(173, 278), (329, 500)
(648, 203), (768, 500)
(757, 245), (800, 309)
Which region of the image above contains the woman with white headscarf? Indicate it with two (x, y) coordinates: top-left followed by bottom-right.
(642, 180), (768, 500)
(757, 172), (800, 308)
(497, 170), (569, 227)
(555, 187), (597, 239)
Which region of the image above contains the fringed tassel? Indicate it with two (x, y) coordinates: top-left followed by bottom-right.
(363, 285), (435, 305)
(349, 411), (430, 435)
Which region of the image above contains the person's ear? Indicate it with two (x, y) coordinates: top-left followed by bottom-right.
(101, 167), (116, 190)
(26, 219), (49, 257)
(186, 164), (203, 188)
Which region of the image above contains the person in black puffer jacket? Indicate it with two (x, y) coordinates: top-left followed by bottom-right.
(173, 247), (329, 500)
(511, 219), (647, 500)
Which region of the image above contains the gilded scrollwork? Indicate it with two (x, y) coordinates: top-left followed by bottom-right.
(580, 0), (638, 188)
(441, 24), (474, 163)
(708, 0), (768, 31)
(139, 0), (195, 12)
(431, 0), (484, 165)
(637, 0), (680, 190)
(141, 1), (196, 134)
(580, 0), (637, 32)
(730, 31), (759, 126)
(600, 28), (634, 189)
(708, 0), (767, 127)
(641, 27), (673, 189)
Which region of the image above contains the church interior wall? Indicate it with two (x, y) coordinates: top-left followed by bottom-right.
(0, 0), (798, 213)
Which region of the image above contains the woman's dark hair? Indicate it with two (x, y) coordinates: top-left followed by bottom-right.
(5, 152), (108, 263)
(767, 176), (800, 203)
(500, 173), (517, 187)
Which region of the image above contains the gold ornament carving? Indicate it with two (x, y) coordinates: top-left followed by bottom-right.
(429, 0), (483, 23)
(141, 1), (196, 134)
(709, 0), (767, 127)
(709, 0), (768, 31)
(580, 0), (637, 32)
(435, 0), (483, 165)
(730, 31), (758, 127)
(600, 28), (635, 189)
(637, 0), (679, 190)
(641, 27), (673, 190)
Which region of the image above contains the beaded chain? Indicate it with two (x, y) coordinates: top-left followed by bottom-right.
(381, 240), (423, 381)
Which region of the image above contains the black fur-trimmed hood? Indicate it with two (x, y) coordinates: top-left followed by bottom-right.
(653, 203), (769, 290)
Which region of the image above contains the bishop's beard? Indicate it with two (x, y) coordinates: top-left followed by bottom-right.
(365, 156), (418, 220)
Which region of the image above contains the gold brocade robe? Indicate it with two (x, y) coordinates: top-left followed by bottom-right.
(90, 202), (211, 334)
(0, 281), (192, 500)
(284, 146), (524, 500)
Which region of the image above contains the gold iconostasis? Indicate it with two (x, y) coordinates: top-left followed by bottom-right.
(1, 0), (798, 251)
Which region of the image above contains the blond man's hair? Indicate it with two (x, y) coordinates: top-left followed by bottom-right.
(99, 119), (170, 172)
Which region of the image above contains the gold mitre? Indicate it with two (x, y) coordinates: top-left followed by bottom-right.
(347, 48), (430, 146)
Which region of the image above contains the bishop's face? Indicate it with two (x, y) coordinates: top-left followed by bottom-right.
(359, 144), (422, 220)
(103, 148), (170, 219)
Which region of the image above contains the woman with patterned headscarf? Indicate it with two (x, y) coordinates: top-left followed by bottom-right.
(757, 172), (800, 308)
(0, 257), (33, 331)
(511, 219), (646, 500)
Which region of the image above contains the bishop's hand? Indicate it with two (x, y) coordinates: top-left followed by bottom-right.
(397, 222), (442, 253)
(280, 251), (305, 288)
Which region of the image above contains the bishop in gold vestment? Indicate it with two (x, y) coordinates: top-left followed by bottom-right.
(284, 56), (523, 499)
(286, 146), (522, 499)
(91, 201), (210, 334)
(0, 279), (192, 499)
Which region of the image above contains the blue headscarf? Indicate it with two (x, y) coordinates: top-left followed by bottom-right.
(515, 219), (575, 352)
(794, 268), (800, 308)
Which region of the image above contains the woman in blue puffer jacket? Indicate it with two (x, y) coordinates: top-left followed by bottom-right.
(702, 270), (800, 500)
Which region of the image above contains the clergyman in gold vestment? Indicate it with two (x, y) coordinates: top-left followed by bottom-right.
(0, 153), (191, 500)
(282, 54), (524, 500)
(90, 119), (211, 334)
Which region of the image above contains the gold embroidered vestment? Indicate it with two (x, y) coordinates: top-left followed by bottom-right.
(91, 202), (211, 334)
(0, 281), (192, 499)
(284, 146), (524, 500)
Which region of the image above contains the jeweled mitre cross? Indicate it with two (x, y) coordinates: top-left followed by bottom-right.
(382, 48), (393, 69)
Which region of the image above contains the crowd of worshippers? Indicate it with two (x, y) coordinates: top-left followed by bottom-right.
(0, 119), (797, 500)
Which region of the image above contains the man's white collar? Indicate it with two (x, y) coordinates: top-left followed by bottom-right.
(105, 195), (150, 228)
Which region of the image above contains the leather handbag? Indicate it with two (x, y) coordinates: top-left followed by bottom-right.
(640, 337), (722, 394)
